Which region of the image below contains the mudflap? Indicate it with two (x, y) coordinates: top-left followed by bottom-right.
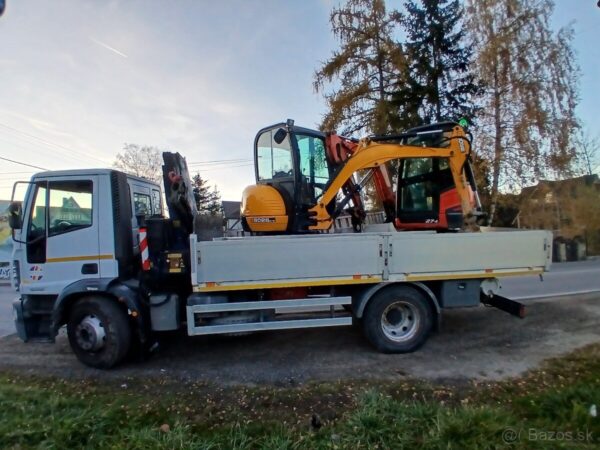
(481, 293), (526, 318)
(13, 298), (54, 343)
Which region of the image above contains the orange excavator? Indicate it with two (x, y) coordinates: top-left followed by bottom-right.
(241, 120), (482, 234)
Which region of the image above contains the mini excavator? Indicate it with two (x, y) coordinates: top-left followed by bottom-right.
(241, 120), (482, 234)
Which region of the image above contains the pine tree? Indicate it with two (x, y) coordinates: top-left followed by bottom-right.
(192, 173), (222, 216)
(314, 0), (407, 135)
(466, 0), (579, 224)
(397, 0), (481, 125)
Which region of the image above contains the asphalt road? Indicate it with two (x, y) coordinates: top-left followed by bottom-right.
(502, 258), (600, 300)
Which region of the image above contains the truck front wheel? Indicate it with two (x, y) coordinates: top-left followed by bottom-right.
(362, 286), (433, 353)
(67, 296), (132, 369)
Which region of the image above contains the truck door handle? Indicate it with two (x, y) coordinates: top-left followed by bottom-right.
(81, 263), (98, 275)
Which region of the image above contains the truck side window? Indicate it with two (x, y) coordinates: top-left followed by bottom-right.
(133, 192), (152, 217)
(48, 180), (93, 237)
(151, 189), (162, 215)
(27, 184), (47, 263)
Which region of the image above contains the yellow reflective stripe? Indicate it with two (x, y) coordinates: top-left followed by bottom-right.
(194, 268), (544, 292)
(405, 269), (543, 282)
(46, 254), (113, 263)
(194, 277), (382, 293)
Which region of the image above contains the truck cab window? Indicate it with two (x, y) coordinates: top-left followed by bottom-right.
(48, 181), (93, 236)
(27, 184), (47, 263)
(151, 189), (162, 215)
(256, 129), (293, 181)
(28, 185), (47, 236)
(134, 192), (152, 217)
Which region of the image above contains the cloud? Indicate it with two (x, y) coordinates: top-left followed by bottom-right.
(90, 37), (128, 58)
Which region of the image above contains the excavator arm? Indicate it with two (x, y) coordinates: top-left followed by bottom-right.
(309, 125), (475, 231)
(325, 133), (396, 224)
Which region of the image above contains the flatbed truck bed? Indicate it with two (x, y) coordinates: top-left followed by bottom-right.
(183, 229), (551, 338)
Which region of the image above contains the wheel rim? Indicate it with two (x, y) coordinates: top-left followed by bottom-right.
(381, 301), (420, 342)
(75, 315), (106, 352)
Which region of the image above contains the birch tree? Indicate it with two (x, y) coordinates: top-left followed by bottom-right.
(113, 144), (162, 183)
(466, 0), (579, 224)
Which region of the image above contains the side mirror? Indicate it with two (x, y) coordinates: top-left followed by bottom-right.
(8, 201), (22, 230)
(273, 128), (287, 145)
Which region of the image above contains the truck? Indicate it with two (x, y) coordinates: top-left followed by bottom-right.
(6, 123), (552, 369)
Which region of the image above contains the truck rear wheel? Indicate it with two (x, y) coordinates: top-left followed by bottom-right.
(67, 297), (131, 369)
(362, 285), (433, 353)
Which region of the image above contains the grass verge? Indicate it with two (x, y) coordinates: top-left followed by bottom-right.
(1, 344), (599, 449)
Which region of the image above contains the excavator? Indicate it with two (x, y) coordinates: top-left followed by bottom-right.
(241, 120), (482, 234)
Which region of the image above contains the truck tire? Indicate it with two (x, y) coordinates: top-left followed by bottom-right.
(362, 285), (433, 353)
(67, 296), (132, 369)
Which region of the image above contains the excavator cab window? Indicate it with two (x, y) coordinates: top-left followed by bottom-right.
(397, 157), (454, 224)
(256, 128), (296, 204)
(296, 133), (330, 204)
(256, 129), (294, 181)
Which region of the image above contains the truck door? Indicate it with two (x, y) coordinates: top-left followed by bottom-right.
(21, 176), (100, 295)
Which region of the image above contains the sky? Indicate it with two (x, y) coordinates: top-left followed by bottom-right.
(0, 0), (598, 201)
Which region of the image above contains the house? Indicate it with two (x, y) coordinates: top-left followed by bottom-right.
(222, 200), (244, 237)
(517, 174), (600, 255)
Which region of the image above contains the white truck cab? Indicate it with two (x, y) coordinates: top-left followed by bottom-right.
(11, 169), (161, 295)
(9, 170), (162, 360)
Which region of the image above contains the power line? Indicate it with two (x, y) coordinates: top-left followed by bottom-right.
(198, 162), (254, 171)
(0, 155), (47, 171)
(187, 158), (252, 166)
(0, 122), (110, 165)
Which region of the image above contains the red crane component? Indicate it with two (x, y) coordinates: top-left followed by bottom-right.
(325, 132), (396, 224)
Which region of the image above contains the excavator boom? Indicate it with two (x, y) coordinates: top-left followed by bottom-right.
(309, 124), (475, 230)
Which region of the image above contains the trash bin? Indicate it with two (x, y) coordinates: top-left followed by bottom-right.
(553, 238), (567, 262)
(573, 236), (587, 261)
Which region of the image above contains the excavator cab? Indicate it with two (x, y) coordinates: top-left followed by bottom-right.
(394, 122), (479, 230)
(241, 120), (336, 233)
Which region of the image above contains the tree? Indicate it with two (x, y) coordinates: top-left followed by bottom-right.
(576, 129), (599, 176)
(113, 144), (162, 183)
(314, 0), (407, 135)
(397, 0), (481, 125)
(466, 0), (579, 224)
(192, 173), (222, 215)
